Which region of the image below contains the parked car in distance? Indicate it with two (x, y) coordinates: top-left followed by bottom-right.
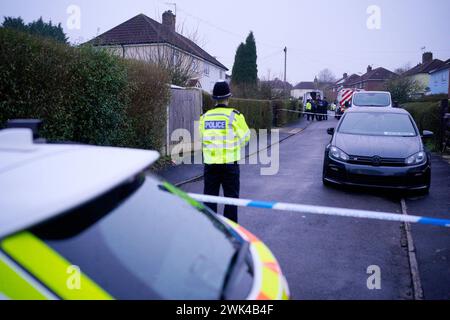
(323, 107), (433, 194)
(351, 91), (392, 108)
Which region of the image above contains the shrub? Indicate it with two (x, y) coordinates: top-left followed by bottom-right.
(122, 59), (170, 151)
(202, 91), (272, 130)
(402, 101), (442, 150)
(385, 77), (423, 104)
(0, 29), (129, 145)
(0, 28), (170, 151)
(408, 94), (448, 103)
(230, 98), (272, 130)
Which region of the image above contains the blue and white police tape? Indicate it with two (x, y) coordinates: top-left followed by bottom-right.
(187, 193), (450, 228)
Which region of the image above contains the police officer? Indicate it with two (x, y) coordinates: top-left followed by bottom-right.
(316, 98), (323, 121)
(305, 99), (313, 121)
(322, 97), (329, 120)
(199, 81), (250, 223)
(310, 99), (317, 122)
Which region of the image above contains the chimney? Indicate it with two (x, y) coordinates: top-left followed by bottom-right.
(422, 52), (433, 64)
(343, 73), (348, 79)
(367, 65), (373, 73)
(162, 10), (176, 32)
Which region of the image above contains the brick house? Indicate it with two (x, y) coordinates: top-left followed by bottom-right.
(346, 65), (397, 91)
(325, 73), (361, 101)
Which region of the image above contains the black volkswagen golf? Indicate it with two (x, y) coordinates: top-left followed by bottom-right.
(323, 107), (433, 194)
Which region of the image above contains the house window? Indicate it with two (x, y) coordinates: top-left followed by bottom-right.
(173, 51), (180, 65)
(191, 60), (199, 73)
(203, 63), (210, 76)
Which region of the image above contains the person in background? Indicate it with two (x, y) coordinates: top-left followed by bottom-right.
(322, 97), (329, 120)
(316, 97), (323, 121)
(305, 99), (313, 121)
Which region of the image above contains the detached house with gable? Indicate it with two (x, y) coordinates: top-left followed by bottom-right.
(87, 11), (228, 92)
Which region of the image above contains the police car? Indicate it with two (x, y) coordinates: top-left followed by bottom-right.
(0, 127), (289, 300)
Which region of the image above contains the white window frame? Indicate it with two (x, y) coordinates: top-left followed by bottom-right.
(203, 63), (210, 76)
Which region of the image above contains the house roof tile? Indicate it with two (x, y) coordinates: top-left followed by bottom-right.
(293, 81), (316, 89)
(403, 59), (445, 76)
(87, 14), (228, 70)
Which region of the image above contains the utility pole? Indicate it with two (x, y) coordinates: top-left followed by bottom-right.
(284, 46), (287, 97)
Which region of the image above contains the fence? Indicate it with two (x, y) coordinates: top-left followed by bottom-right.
(165, 87), (202, 155)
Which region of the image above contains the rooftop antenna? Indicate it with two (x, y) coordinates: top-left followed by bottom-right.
(421, 46), (426, 53)
(165, 2), (177, 16)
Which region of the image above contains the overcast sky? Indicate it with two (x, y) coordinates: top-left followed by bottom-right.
(2, 0), (449, 84)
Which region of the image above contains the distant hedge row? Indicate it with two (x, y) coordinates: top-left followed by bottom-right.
(403, 101), (443, 150)
(202, 91), (273, 130)
(273, 99), (300, 127)
(0, 28), (170, 151)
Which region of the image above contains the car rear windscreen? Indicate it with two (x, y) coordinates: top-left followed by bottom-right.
(338, 112), (417, 136)
(353, 93), (391, 107)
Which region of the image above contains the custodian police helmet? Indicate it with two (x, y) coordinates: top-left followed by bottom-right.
(212, 81), (232, 100)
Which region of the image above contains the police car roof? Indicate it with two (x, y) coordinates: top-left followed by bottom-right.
(0, 129), (159, 239)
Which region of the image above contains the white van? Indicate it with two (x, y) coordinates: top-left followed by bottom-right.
(302, 90), (323, 112)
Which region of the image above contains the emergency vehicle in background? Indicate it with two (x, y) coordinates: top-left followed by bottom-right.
(334, 88), (364, 119)
(302, 90), (323, 114)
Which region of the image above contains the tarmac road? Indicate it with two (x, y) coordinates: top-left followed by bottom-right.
(178, 115), (450, 300)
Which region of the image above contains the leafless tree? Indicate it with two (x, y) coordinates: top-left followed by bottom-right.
(393, 63), (412, 75)
(317, 68), (337, 83)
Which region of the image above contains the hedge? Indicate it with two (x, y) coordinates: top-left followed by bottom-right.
(122, 59), (170, 151)
(403, 101), (443, 151)
(0, 28), (170, 151)
(273, 99), (299, 127)
(202, 91), (272, 130)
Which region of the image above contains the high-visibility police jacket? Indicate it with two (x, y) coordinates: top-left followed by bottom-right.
(305, 102), (312, 111)
(199, 106), (250, 164)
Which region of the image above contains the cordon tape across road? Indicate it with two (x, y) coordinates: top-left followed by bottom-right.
(277, 109), (332, 116)
(187, 193), (450, 228)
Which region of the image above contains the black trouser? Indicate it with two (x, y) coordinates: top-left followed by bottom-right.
(204, 162), (240, 223)
(306, 111), (313, 121)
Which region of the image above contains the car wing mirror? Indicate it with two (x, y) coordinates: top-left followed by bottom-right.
(327, 128), (335, 135)
(421, 130), (434, 139)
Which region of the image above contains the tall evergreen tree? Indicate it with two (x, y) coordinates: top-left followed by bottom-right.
(243, 32), (258, 85)
(2, 16), (68, 43)
(231, 32), (258, 86)
(231, 43), (246, 84)
(2, 17), (27, 31)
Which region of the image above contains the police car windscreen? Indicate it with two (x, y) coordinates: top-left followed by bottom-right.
(32, 176), (239, 299)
